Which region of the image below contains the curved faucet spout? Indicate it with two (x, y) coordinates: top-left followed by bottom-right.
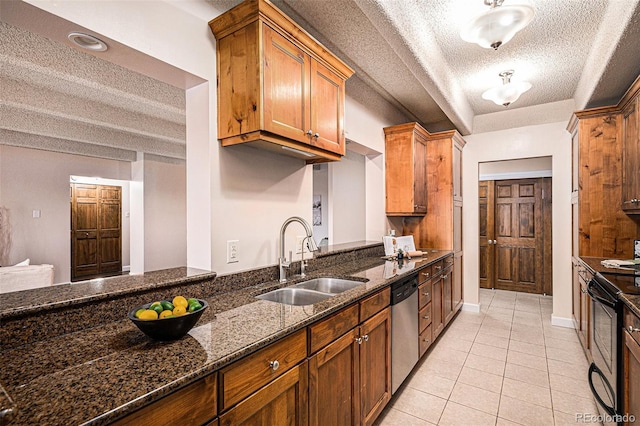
(279, 216), (318, 282)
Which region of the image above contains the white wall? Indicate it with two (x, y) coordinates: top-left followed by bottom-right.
(329, 149), (366, 244)
(0, 145), (131, 283)
(462, 121), (573, 325)
(312, 164), (329, 243)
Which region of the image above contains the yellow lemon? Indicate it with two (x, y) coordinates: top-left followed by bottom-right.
(173, 305), (187, 316)
(138, 309), (158, 320)
(172, 296), (188, 308)
(159, 310), (173, 319)
(134, 308), (145, 318)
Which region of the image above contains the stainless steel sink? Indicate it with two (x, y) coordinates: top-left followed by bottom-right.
(255, 287), (333, 305)
(292, 277), (365, 294)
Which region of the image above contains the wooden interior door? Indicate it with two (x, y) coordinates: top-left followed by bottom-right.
(494, 179), (544, 293)
(478, 181), (495, 289)
(71, 183), (122, 281)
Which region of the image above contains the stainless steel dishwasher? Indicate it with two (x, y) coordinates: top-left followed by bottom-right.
(390, 272), (419, 394)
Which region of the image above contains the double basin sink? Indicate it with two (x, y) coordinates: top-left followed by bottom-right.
(256, 277), (366, 306)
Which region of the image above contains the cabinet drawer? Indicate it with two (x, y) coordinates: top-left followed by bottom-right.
(309, 303), (359, 354)
(219, 329), (307, 411)
(443, 255), (454, 269)
(419, 281), (432, 309)
(113, 373), (217, 426)
(419, 302), (432, 333)
(625, 307), (640, 345)
(419, 266), (432, 283)
(360, 288), (390, 323)
(431, 260), (444, 277)
(419, 325), (432, 358)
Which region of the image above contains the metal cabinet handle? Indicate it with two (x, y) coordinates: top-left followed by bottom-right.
(269, 360), (280, 371)
(355, 337), (362, 344)
(435, 266), (442, 270)
(313, 132), (320, 139)
(442, 275), (448, 280)
(488, 239), (493, 244)
(363, 334), (369, 342)
(414, 204), (426, 209)
(423, 315), (430, 320)
(306, 130), (313, 136)
(423, 292), (430, 297)
(629, 326), (640, 333)
(423, 272), (430, 278)
(493, 240), (497, 244)
(423, 338), (430, 344)
(581, 288), (588, 294)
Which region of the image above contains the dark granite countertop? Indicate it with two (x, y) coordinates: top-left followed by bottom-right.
(0, 248), (451, 425)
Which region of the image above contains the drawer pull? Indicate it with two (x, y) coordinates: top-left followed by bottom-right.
(423, 338), (430, 344)
(423, 292), (430, 297)
(269, 360), (280, 371)
(442, 275), (448, 280)
(629, 326), (640, 333)
(363, 334), (369, 342)
(355, 337), (363, 344)
(423, 315), (430, 320)
(435, 265), (442, 270)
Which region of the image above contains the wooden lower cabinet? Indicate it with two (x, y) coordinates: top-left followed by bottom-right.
(623, 307), (640, 423)
(219, 361), (308, 426)
(309, 306), (391, 426)
(443, 267), (453, 325)
(432, 272), (444, 340)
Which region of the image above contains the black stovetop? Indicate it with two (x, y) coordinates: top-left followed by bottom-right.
(580, 257), (640, 296)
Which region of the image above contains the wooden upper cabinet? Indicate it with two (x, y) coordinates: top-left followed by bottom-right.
(384, 122), (428, 216)
(622, 95), (640, 213)
(209, 0), (354, 163)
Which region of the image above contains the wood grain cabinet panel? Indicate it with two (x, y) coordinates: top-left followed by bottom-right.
(219, 329), (307, 411)
(623, 306), (640, 423)
(622, 95), (640, 213)
(360, 287), (390, 323)
(209, 0), (353, 163)
(113, 373), (217, 426)
(384, 123), (428, 216)
(309, 303), (359, 354)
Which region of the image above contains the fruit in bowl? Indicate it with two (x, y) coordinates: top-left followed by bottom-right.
(128, 296), (208, 341)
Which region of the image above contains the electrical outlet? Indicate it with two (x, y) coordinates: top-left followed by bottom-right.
(296, 236), (305, 254)
(227, 240), (239, 263)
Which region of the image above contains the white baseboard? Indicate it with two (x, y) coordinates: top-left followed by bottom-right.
(462, 302), (481, 313)
(551, 314), (575, 329)
(122, 265), (131, 272)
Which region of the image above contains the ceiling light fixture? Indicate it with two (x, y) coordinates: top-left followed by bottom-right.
(460, 0), (534, 50)
(68, 32), (108, 52)
(482, 70), (531, 107)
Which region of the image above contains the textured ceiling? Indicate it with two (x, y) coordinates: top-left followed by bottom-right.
(2, 0), (640, 161)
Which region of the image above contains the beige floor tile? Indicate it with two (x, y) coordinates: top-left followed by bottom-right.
(457, 366), (504, 394)
(512, 314), (543, 327)
(543, 327), (580, 342)
(551, 389), (599, 416)
(511, 322), (543, 334)
(508, 339), (546, 358)
(502, 377), (552, 408)
(475, 332), (510, 349)
(487, 306), (515, 315)
(438, 401), (497, 426)
(449, 381), (500, 415)
(544, 336), (583, 351)
(549, 374), (592, 400)
(454, 328), (481, 342)
(553, 410), (581, 426)
(429, 346), (469, 366)
(464, 353), (506, 376)
(507, 350), (548, 372)
(547, 358), (589, 381)
(480, 325), (512, 339)
(486, 312), (516, 323)
(491, 300), (516, 310)
(504, 362), (550, 388)
(496, 418), (523, 426)
(498, 394), (554, 426)
(455, 312), (485, 324)
(391, 387), (447, 424)
(374, 407), (436, 426)
(406, 367), (456, 399)
(421, 357), (464, 381)
(482, 318), (513, 330)
(545, 346), (586, 365)
(514, 302), (541, 314)
(510, 329), (545, 346)
(437, 336), (473, 353)
(471, 341), (508, 361)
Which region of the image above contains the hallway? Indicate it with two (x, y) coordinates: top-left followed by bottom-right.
(376, 289), (600, 425)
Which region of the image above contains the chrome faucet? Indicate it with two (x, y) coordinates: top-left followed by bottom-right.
(279, 216), (318, 283)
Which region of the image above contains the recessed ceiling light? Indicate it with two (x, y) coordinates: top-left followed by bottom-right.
(68, 32), (108, 52)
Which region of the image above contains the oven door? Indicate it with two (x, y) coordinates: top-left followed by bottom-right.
(587, 277), (620, 424)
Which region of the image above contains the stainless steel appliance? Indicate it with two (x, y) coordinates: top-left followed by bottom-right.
(390, 272), (419, 394)
(587, 269), (640, 426)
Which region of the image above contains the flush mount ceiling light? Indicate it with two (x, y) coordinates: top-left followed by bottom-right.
(68, 32), (108, 52)
(460, 0), (534, 50)
(482, 70), (532, 107)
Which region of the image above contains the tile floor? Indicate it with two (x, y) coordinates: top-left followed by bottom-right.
(375, 289), (601, 426)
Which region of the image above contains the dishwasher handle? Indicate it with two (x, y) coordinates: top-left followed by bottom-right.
(390, 274), (418, 305)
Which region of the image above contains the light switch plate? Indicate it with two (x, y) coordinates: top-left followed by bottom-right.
(227, 240), (239, 263)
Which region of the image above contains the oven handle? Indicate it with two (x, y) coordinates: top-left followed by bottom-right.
(587, 279), (616, 309)
(588, 363), (617, 416)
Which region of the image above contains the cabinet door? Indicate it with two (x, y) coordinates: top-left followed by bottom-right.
(572, 261), (580, 327)
(360, 308), (392, 426)
(413, 133), (428, 214)
(622, 97), (640, 212)
(432, 275), (444, 339)
(452, 255), (463, 313)
(310, 60), (345, 155)
(219, 362), (308, 426)
(623, 330), (640, 422)
(443, 269), (453, 325)
(578, 277), (589, 351)
(453, 140), (463, 201)
(262, 25), (310, 144)
(308, 329), (360, 426)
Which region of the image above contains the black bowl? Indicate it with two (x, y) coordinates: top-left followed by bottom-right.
(128, 299), (208, 341)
